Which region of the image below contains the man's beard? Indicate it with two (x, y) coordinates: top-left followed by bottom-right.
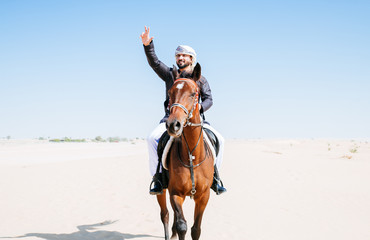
(177, 61), (190, 69)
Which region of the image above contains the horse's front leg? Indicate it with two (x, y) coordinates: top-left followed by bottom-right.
(157, 190), (169, 240)
(171, 215), (177, 239)
(170, 194), (187, 240)
(191, 189), (210, 240)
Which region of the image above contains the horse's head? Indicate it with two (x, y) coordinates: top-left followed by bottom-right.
(167, 63), (201, 137)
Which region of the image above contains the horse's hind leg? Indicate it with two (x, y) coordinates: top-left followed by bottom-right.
(170, 194), (187, 240)
(157, 190), (169, 240)
(191, 190), (210, 240)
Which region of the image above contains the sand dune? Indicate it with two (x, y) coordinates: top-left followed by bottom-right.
(0, 139), (369, 239)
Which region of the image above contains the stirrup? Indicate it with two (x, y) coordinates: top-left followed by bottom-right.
(149, 177), (163, 195)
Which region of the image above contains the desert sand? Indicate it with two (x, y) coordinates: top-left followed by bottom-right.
(0, 138), (369, 240)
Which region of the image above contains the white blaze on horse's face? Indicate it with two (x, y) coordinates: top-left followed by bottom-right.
(167, 80), (195, 137)
(176, 82), (184, 90)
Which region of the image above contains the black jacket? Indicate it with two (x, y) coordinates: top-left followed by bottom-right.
(144, 41), (213, 123)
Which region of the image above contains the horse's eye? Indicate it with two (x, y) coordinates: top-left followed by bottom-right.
(190, 93), (196, 97)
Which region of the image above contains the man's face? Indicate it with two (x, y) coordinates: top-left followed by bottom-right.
(176, 54), (192, 69)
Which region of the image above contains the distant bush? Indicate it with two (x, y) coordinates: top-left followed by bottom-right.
(349, 148), (358, 153)
(107, 136), (120, 142)
(349, 144), (359, 154)
(48, 136), (139, 143)
(49, 137), (86, 143)
(94, 136), (106, 142)
(64, 137), (86, 142)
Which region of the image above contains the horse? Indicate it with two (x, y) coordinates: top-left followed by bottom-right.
(156, 63), (214, 240)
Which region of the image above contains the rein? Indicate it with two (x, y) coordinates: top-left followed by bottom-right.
(176, 126), (208, 198)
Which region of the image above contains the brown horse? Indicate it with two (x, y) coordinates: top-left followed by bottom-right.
(156, 63), (214, 240)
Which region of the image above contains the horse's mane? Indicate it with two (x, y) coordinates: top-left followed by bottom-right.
(172, 63), (202, 84)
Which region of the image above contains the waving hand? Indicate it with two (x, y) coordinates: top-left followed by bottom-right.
(140, 26), (154, 46)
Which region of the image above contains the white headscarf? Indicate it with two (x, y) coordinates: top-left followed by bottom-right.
(175, 45), (197, 66)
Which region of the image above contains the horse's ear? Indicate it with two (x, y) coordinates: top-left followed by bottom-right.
(192, 63), (201, 81)
(172, 65), (179, 80)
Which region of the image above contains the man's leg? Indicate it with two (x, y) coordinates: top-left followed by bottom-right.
(146, 122), (167, 195)
(204, 124), (227, 195)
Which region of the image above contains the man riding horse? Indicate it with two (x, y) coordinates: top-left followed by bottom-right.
(140, 26), (226, 195)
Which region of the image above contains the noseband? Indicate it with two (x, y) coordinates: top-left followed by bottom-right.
(169, 79), (202, 127)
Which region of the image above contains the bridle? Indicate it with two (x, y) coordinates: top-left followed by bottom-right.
(169, 78), (203, 127)
(169, 78), (208, 198)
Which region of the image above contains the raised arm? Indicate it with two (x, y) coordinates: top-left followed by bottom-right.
(140, 26), (171, 81)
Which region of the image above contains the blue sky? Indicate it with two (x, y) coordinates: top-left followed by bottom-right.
(0, 0), (369, 139)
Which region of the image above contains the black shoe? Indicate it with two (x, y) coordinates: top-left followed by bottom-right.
(149, 173), (163, 195)
(211, 165), (227, 195)
(211, 178), (227, 195)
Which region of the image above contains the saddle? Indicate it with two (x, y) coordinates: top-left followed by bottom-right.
(156, 128), (220, 189)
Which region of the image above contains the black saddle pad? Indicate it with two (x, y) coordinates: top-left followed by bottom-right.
(157, 131), (170, 158)
(157, 131), (170, 188)
(203, 128), (220, 156)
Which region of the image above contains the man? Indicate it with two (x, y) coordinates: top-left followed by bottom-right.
(140, 26), (226, 195)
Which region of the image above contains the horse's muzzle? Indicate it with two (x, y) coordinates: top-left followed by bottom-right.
(166, 119), (183, 137)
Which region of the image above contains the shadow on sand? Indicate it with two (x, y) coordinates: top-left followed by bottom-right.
(1, 220), (162, 240)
